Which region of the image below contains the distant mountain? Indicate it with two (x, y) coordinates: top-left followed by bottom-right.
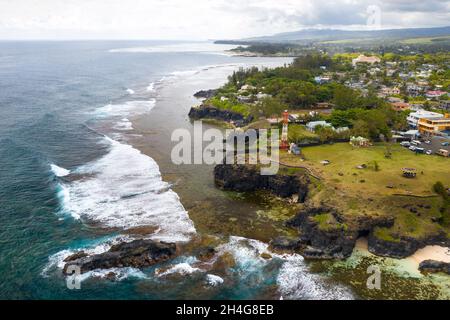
(218, 26), (450, 44)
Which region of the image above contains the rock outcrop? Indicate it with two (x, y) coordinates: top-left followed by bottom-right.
(214, 164), (309, 202)
(367, 232), (450, 259)
(63, 239), (177, 274)
(188, 106), (253, 126)
(193, 89), (218, 99)
(419, 260), (450, 275)
(287, 206), (394, 259)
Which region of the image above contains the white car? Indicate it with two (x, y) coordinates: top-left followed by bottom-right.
(425, 140), (431, 144)
(409, 146), (417, 151)
(426, 150), (433, 155)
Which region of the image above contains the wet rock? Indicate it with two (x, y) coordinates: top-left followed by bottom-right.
(260, 253), (272, 260)
(214, 164), (309, 202)
(63, 239), (177, 275)
(419, 260), (450, 275)
(269, 237), (301, 252)
(64, 251), (88, 262)
(196, 246), (217, 261)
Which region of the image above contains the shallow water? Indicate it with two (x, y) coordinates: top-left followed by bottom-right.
(0, 40), (447, 300)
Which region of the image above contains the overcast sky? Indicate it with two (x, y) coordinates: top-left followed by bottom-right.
(0, 0), (449, 40)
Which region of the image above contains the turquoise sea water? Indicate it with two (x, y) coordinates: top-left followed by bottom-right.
(0, 41), (359, 300)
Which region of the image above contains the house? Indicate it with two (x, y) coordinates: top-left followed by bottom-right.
(426, 90), (447, 99)
(391, 102), (411, 111)
(237, 95), (253, 103)
(352, 55), (381, 67)
(314, 76), (331, 84)
(306, 121), (332, 132)
(406, 83), (424, 97)
(238, 84), (256, 93)
(418, 114), (450, 136)
(407, 110), (444, 128)
(256, 92), (271, 100)
(387, 97), (404, 103)
(439, 100), (450, 111)
(380, 86), (401, 97)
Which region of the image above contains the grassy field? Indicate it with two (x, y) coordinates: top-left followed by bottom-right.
(400, 35), (450, 44)
(281, 142), (450, 197)
(280, 142), (450, 239)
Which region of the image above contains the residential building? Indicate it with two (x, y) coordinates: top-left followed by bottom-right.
(418, 114), (450, 136)
(407, 110), (444, 128)
(426, 90), (448, 99)
(352, 55), (381, 67)
(391, 102), (410, 111)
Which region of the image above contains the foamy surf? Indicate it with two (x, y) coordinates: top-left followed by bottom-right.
(146, 82), (155, 92)
(59, 137), (196, 242)
(217, 236), (354, 300)
(42, 235), (147, 281)
(50, 164), (70, 177)
(126, 88), (135, 95)
(95, 100), (156, 117)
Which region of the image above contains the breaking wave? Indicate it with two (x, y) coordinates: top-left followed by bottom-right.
(58, 136), (196, 242)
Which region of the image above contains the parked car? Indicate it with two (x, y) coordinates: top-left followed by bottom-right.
(415, 147), (425, 154)
(411, 140), (421, 146)
(426, 150), (433, 155)
(424, 140), (431, 144)
(442, 142), (449, 146)
(400, 141), (411, 147)
(409, 146), (417, 151)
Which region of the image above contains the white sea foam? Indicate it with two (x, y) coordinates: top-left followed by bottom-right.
(146, 82), (155, 92)
(50, 164), (70, 177)
(113, 118), (133, 131)
(126, 88), (135, 95)
(41, 235), (129, 277)
(96, 100), (156, 117)
(59, 137), (196, 242)
(205, 274), (224, 286)
(42, 236), (148, 282)
(157, 262), (202, 277)
(218, 236), (354, 300)
(109, 43), (239, 54)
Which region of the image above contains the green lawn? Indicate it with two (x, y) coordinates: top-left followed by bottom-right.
(280, 142), (450, 239)
(282, 142), (450, 197)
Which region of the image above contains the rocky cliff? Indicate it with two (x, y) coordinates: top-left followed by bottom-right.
(188, 105), (253, 126)
(214, 164), (309, 202)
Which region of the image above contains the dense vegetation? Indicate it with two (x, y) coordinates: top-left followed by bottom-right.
(205, 53), (410, 140)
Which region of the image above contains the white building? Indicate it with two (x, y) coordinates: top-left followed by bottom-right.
(406, 110), (444, 128)
(306, 121), (332, 132)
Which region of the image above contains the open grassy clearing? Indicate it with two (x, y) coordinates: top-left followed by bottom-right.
(279, 143), (449, 238)
(281, 142), (450, 197)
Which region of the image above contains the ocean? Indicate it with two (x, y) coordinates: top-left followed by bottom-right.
(2, 41), (445, 300)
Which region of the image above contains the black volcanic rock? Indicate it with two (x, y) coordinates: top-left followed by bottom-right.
(214, 164), (309, 201)
(188, 106), (253, 126)
(193, 89), (218, 99)
(367, 232), (449, 259)
(419, 260), (450, 275)
(269, 237), (302, 252)
(63, 239), (176, 274)
(287, 206), (394, 259)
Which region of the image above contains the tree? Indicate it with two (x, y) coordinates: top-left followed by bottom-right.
(332, 85), (361, 110)
(351, 119), (370, 138)
(260, 97), (286, 118)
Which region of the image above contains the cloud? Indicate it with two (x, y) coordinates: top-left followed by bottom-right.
(0, 0), (448, 39)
